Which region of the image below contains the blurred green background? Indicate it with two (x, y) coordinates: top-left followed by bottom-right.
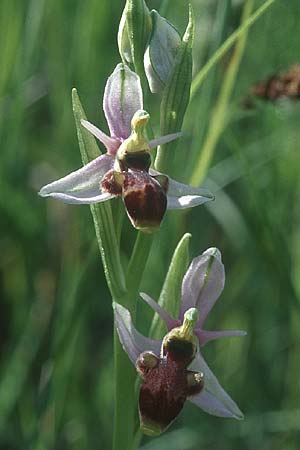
(0, 0), (299, 449)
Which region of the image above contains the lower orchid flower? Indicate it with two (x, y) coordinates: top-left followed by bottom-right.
(114, 247), (246, 435)
(38, 63), (213, 233)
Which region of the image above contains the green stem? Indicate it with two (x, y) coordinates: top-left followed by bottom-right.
(72, 89), (126, 300)
(113, 232), (154, 450)
(113, 326), (136, 450)
(189, 0), (254, 187)
(126, 232), (154, 318)
(90, 203), (127, 300)
(184, 0), (230, 181)
(72, 86), (152, 450)
(190, 0), (276, 99)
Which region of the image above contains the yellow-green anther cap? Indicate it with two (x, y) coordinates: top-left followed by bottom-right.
(181, 307), (199, 341)
(131, 109), (150, 133)
(162, 307), (199, 354)
(144, 10), (181, 93)
(116, 109), (150, 163)
(118, 0), (152, 72)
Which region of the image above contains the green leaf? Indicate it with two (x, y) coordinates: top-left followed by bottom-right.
(155, 4), (194, 173)
(191, 0), (277, 99)
(150, 233), (191, 339)
(72, 88), (126, 300)
(189, 0), (254, 186)
(72, 89), (102, 163)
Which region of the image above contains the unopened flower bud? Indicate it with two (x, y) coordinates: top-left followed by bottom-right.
(118, 6), (133, 64)
(144, 10), (181, 93)
(118, 0), (152, 72)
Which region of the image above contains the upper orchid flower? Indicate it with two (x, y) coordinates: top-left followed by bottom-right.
(114, 247), (246, 435)
(39, 64), (213, 233)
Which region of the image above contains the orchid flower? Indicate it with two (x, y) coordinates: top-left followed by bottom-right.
(39, 64), (213, 232)
(114, 247), (246, 435)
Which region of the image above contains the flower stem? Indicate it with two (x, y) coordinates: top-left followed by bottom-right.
(72, 88), (140, 449)
(113, 232), (154, 450)
(126, 232), (154, 318)
(113, 325), (136, 450)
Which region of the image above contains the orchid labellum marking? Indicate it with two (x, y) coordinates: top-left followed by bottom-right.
(137, 308), (204, 435)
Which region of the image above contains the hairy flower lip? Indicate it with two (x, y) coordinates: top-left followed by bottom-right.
(137, 348), (197, 436)
(121, 170), (168, 232)
(80, 119), (183, 153)
(114, 247), (246, 424)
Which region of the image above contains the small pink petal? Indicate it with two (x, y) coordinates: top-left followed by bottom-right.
(196, 329), (247, 346)
(149, 132), (182, 149)
(140, 292), (178, 331)
(81, 119), (120, 154)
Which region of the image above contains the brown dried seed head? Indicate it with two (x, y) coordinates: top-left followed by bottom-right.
(251, 65), (300, 101)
